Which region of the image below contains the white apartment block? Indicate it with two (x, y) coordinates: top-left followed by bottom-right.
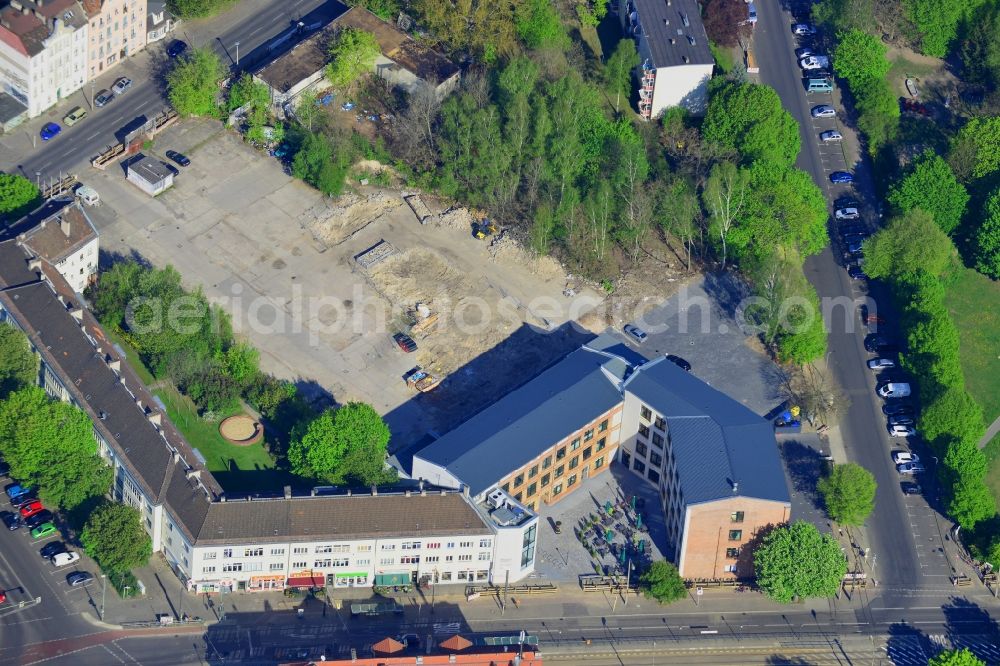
(0, 239), (538, 594)
(0, 0), (88, 118)
(82, 0), (147, 80)
(617, 0), (714, 118)
(17, 201), (99, 293)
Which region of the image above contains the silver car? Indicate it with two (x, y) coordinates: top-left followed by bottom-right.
(812, 105), (836, 118)
(821, 130), (843, 142)
(624, 324), (647, 344)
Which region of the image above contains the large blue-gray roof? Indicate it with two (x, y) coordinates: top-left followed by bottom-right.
(625, 358), (790, 506)
(415, 337), (630, 496)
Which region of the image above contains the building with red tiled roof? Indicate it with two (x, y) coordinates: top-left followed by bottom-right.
(0, 0), (88, 117)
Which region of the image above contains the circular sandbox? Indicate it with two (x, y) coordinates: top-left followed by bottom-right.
(219, 415), (264, 446)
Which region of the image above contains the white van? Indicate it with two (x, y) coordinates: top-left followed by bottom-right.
(76, 185), (99, 206)
(52, 551), (80, 567)
(878, 383), (911, 399)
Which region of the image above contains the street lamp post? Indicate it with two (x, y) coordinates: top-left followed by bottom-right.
(235, 41), (240, 67)
(100, 574), (107, 621)
(35, 171), (41, 189)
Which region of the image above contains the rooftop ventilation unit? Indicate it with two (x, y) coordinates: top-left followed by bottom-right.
(486, 489), (506, 509)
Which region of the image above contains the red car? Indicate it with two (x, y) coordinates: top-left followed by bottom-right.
(0, 590), (6, 604)
(19, 501), (44, 519)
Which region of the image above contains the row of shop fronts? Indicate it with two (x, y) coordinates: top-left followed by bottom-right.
(188, 568), (494, 593)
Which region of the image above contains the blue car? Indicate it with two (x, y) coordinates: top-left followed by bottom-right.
(5, 483), (31, 500)
(830, 171), (854, 184)
(40, 122), (61, 141)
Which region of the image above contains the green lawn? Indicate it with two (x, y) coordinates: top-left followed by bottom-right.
(946, 267), (1000, 424)
(152, 385), (288, 492)
(984, 433), (1000, 506)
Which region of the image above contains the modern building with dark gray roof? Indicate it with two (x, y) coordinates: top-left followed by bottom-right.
(411, 336), (632, 500)
(618, 0), (715, 118)
(0, 238), (536, 593)
(620, 356), (790, 580)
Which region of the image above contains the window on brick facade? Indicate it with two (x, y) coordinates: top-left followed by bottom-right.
(569, 456), (579, 470)
(555, 465), (565, 478)
(596, 437), (606, 451)
(731, 511), (745, 523)
(541, 473), (550, 486)
(542, 456), (552, 469)
(726, 548), (739, 558)
(529, 465), (539, 478)
(584, 429), (594, 441)
(728, 530), (743, 541)
(568, 474), (577, 487)
(599, 419), (609, 432)
(594, 456), (605, 469)
(514, 473), (524, 487)
(556, 447), (567, 460)
(571, 438), (581, 451)
(582, 446), (592, 460)
(526, 482), (537, 497)
(553, 483), (563, 495)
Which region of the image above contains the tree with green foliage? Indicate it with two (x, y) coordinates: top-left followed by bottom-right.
(515, 0), (568, 50)
(292, 130), (352, 196)
(166, 47), (225, 117)
(919, 387), (984, 452)
(245, 373), (297, 419)
(904, 0), (965, 57)
(604, 38), (639, 116)
(0, 173), (40, 218)
(345, 0), (401, 21)
(928, 648), (987, 666)
(167, 0), (237, 19)
(639, 560), (688, 603)
(738, 166), (830, 261)
(775, 288), (828, 365)
(703, 82), (801, 168)
(702, 161), (750, 269)
(574, 0), (607, 26)
(326, 28), (380, 88)
(0, 323), (37, 397)
(753, 521), (847, 603)
(288, 402), (392, 485)
(223, 341), (260, 388)
(854, 77), (899, 153)
(81, 503), (152, 573)
(947, 473), (996, 530)
(960, 1), (1000, 90)
(817, 463), (877, 526)
(949, 116), (1000, 183)
(227, 73), (268, 112)
(410, 0), (519, 62)
(862, 209), (956, 280)
(833, 29), (891, 83)
(0, 386), (112, 510)
(975, 188), (1000, 278)
(887, 151), (969, 234)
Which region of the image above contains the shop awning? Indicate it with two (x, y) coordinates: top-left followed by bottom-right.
(286, 575), (325, 588)
(375, 573), (410, 586)
(335, 572), (368, 579)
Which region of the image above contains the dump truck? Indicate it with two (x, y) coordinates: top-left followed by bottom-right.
(405, 367), (441, 393)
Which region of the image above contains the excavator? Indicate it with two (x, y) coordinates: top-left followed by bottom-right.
(471, 209), (498, 240)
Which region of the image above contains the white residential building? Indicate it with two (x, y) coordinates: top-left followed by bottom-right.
(0, 0), (88, 118)
(81, 0), (147, 81)
(618, 0), (714, 119)
(17, 201), (99, 293)
(0, 241), (538, 593)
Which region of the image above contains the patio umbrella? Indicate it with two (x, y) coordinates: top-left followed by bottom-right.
(635, 513), (642, 530)
(619, 547), (627, 564)
(605, 500), (613, 515)
(639, 540), (645, 554)
(605, 528), (614, 543)
(630, 495), (636, 511)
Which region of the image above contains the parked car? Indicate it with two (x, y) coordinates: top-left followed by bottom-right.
(25, 510), (53, 529)
(841, 229), (869, 242)
(1, 512), (20, 531)
(889, 423), (916, 437)
(793, 23), (817, 35)
(897, 461), (925, 474)
(624, 324), (647, 343)
(848, 264), (867, 280)
(867, 358), (896, 370)
(11, 494), (38, 509)
(18, 501), (43, 519)
(889, 415), (916, 427)
(0, 590), (6, 604)
(4, 483), (30, 500)
(846, 240), (865, 254)
(800, 55), (831, 70)
(40, 541), (67, 559)
(811, 105), (837, 118)
(39, 123), (61, 141)
(900, 481), (922, 495)
(830, 171), (855, 184)
(165, 150), (190, 166)
(66, 571), (94, 587)
(112, 77), (132, 95)
(166, 39), (187, 58)
(821, 130), (843, 142)
(879, 382), (912, 399)
(795, 47), (815, 59)
(0, 461), (8, 477)
(865, 335), (896, 353)
(883, 402), (915, 417)
(162, 162), (180, 177)
(392, 332), (417, 353)
(51, 551), (80, 567)
(664, 354), (691, 372)
(835, 207), (860, 220)
(893, 451), (920, 465)
(63, 106), (87, 127)
(30, 522), (56, 539)
(836, 196), (860, 209)
(94, 89), (114, 107)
